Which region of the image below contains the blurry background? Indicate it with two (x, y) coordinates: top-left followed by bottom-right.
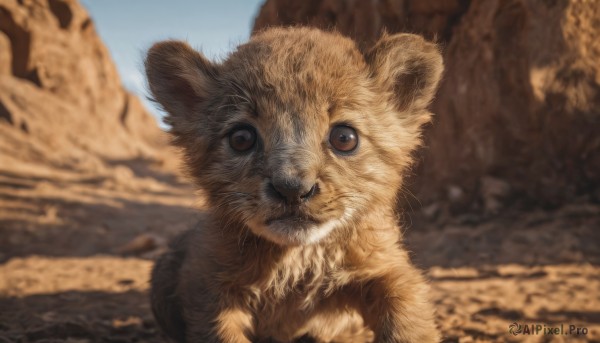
(0, 0), (598, 342)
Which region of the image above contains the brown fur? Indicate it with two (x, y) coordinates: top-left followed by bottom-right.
(145, 27), (443, 343)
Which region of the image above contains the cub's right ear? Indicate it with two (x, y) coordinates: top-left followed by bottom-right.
(145, 41), (218, 125)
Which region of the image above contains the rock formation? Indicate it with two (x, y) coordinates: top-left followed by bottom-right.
(0, 0), (165, 175)
(254, 0), (600, 210)
(0, 0), (194, 267)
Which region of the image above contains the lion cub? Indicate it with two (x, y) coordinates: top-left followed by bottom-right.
(146, 27), (443, 343)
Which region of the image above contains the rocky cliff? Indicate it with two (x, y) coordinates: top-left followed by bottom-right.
(0, 0), (195, 270)
(254, 0), (600, 211)
(0, 0), (166, 175)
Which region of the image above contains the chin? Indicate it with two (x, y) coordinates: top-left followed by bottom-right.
(246, 217), (341, 246)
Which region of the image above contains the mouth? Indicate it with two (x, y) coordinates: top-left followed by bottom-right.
(247, 211), (340, 246)
(264, 213), (319, 227)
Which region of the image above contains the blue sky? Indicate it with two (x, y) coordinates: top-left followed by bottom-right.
(81, 0), (264, 121)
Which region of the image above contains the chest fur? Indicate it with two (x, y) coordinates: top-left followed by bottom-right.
(245, 245), (354, 340)
(253, 245), (346, 302)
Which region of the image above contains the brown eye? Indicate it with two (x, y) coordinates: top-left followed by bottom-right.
(229, 126), (256, 152)
(329, 125), (358, 153)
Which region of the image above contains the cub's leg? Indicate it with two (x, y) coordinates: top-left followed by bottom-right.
(360, 266), (440, 343)
(182, 302), (253, 343)
(152, 229), (254, 343)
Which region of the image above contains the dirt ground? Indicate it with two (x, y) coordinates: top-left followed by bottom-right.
(0, 158), (598, 342)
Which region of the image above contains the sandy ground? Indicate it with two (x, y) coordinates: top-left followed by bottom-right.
(1, 159), (598, 342)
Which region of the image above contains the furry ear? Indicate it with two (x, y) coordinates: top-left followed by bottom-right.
(145, 41), (219, 125)
(366, 33), (443, 115)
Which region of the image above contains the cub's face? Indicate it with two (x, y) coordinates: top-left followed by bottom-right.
(146, 28), (442, 246)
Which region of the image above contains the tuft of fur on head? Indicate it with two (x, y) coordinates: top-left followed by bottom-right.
(145, 27), (443, 246)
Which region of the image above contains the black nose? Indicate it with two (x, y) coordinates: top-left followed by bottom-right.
(267, 177), (318, 204)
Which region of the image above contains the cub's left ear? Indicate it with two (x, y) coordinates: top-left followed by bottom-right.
(366, 33), (443, 116)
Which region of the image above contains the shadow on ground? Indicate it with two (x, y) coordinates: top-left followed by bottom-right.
(0, 290), (165, 343)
